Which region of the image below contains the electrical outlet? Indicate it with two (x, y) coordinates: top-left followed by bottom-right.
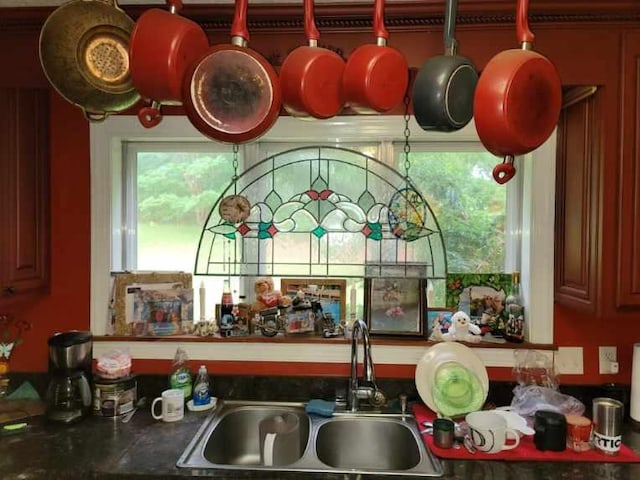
(599, 346), (618, 374)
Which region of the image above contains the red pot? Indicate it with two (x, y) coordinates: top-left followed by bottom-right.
(279, 0), (345, 119)
(473, 0), (561, 184)
(129, 0), (209, 128)
(342, 0), (408, 114)
(181, 0), (281, 144)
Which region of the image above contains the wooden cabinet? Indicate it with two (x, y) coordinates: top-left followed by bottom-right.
(555, 30), (640, 315)
(554, 86), (602, 314)
(0, 88), (49, 304)
(616, 31), (640, 308)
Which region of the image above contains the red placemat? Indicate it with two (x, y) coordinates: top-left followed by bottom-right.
(413, 403), (640, 462)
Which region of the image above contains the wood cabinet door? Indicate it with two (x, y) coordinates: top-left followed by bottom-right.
(616, 31), (640, 308)
(0, 88), (49, 301)
(554, 86), (602, 314)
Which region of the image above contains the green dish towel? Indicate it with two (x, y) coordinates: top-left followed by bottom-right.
(7, 381), (40, 400)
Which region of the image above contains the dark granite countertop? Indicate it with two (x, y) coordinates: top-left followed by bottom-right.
(2, 406), (640, 480)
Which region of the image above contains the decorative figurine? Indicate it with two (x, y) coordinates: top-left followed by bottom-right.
(251, 277), (292, 316)
(441, 311), (482, 343)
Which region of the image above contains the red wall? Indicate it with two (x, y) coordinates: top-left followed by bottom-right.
(1, 17), (638, 385)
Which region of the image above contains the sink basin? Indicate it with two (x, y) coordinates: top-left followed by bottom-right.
(177, 400), (443, 477)
(203, 404), (310, 466)
(315, 417), (421, 470)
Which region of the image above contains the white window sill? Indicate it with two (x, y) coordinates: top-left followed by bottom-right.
(93, 336), (555, 369)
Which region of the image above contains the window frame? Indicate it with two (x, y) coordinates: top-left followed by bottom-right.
(90, 115), (555, 367)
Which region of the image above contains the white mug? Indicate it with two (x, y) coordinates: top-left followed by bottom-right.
(465, 411), (520, 454)
(259, 413), (301, 467)
(152, 388), (184, 422)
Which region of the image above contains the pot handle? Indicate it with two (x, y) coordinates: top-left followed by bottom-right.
(516, 0), (535, 47)
(493, 156), (516, 184)
(166, 0), (183, 14)
(138, 103), (163, 129)
(304, 0), (320, 43)
(83, 110), (109, 123)
(373, 0), (389, 43)
(230, 0), (250, 45)
(443, 0), (459, 55)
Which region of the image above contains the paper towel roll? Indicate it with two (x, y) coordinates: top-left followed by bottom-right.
(630, 343), (640, 422)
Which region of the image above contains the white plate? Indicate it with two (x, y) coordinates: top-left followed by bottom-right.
(415, 342), (489, 415)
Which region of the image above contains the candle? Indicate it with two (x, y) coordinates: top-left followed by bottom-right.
(199, 281), (206, 322)
(350, 285), (357, 321)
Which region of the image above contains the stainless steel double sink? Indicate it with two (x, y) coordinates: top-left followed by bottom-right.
(177, 400), (443, 476)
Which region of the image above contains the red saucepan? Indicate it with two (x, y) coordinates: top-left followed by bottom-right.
(342, 0), (408, 114)
(279, 0), (345, 119)
(473, 0), (561, 184)
(412, 0), (477, 131)
(181, 0), (281, 144)
(129, 0), (209, 128)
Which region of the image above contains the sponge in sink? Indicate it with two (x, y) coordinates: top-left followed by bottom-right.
(305, 399), (336, 417)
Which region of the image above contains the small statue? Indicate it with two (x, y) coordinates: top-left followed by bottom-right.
(251, 277), (292, 317)
(441, 311), (482, 343)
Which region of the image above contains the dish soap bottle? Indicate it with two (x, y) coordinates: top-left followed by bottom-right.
(193, 364), (211, 407)
(169, 347), (192, 402)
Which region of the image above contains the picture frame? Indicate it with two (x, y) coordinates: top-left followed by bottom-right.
(112, 271), (193, 335)
(135, 288), (194, 336)
(364, 278), (426, 336)
(426, 309), (455, 338)
(445, 273), (511, 325)
(280, 278), (347, 325)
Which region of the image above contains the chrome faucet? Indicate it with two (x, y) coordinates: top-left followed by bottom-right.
(349, 319), (386, 411)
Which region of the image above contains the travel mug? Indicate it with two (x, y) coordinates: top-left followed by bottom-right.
(433, 418), (455, 449)
(592, 397), (624, 455)
(534, 410), (566, 452)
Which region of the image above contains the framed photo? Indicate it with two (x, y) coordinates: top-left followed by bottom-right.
(364, 278), (425, 336)
(445, 273), (511, 334)
(135, 288), (193, 336)
(427, 309), (455, 337)
(280, 279), (347, 325)
(112, 271), (193, 335)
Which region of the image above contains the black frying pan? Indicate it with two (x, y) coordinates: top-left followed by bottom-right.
(412, 0), (477, 131)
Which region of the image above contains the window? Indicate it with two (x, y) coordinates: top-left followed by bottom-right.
(90, 115), (555, 365)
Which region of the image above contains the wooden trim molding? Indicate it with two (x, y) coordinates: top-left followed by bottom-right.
(2, 2), (640, 32)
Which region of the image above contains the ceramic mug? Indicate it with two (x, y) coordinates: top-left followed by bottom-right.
(151, 388), (184, 422)
(465, 411), (520, 454)
(259, 412), (301, 466)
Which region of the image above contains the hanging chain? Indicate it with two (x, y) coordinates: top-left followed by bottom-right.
(403, 93), (411, 180)
(232, 144), (239, 194)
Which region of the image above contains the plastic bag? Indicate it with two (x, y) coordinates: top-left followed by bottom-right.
(512, 349), (558, 389)
(96, 348), (132, 379)
(510, 384), (585, 418)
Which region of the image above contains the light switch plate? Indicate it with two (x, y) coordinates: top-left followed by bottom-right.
(554, 347), (584, 375)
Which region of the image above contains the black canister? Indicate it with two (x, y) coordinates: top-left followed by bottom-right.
(534, 410), (567, 451)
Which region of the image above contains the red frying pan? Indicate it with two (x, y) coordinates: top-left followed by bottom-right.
(342, 0), (408, 114)
(279, 0), (345, 119)
(129, 0), (209, 128)
(181, 0), (281, 144)
(473, 0), (561, 184)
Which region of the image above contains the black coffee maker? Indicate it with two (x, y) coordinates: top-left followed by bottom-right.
(45, 331), (93, 423)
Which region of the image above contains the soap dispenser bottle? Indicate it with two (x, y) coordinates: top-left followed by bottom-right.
(193, 365), (211, 406)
